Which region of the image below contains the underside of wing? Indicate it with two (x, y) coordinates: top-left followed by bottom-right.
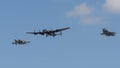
(53, 27), (70, 32)
(26, 32), (35, 34)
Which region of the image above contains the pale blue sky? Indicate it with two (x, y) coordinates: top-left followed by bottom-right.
(0, 0), (120, 68)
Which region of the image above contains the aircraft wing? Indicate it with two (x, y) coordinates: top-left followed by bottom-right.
(26, 32), (38, 34)
(111, 32), (116, 35)
(53, 27), (70, 32)
(113, 32), (116, 34)
(26, 31), (45, 35)
(38, 32), (45, 35)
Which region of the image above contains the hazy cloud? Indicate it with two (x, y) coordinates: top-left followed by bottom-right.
(103, 0), (120, 13)
(66, 3), (104, 25)
(66, 3), (93, 17)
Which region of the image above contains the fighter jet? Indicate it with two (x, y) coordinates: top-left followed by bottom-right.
(101, 28), (116, 36)
(26, 27), (70, 37)
(12, 39), (30, 45)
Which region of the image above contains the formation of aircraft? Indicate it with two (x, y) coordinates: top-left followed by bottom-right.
(12, 39), (30, 45)
(12, 27), (70, 45)
(26, 27), (70, 37)
(101, 28), (116, 36)
(11, 27), (117, 45)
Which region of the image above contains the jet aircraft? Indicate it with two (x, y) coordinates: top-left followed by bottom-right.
(26, 27), (70, 37)
(12, 39), (30, 45)
(101, 28), (116, 36)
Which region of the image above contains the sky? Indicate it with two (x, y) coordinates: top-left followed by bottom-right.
(0, 0), (120, 68)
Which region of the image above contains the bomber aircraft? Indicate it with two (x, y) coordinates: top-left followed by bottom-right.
(12, 39), (30, 45)
(101, 28), (116, 36)
(26, 27), (70, 37)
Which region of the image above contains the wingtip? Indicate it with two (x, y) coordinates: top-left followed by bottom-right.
(26, 32), (29, 33)
(68, 27), (70, 28)
(66, 27), (71, 29)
